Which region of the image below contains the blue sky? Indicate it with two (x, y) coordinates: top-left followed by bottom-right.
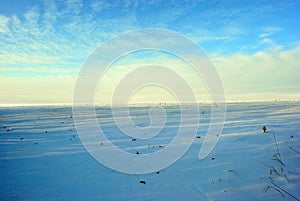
(0, 0), (299, 104)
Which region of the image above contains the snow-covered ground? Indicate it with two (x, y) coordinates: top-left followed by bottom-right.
(0, 102), (299, 201)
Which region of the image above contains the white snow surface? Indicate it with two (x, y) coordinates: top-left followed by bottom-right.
(0, 102), (299, 201)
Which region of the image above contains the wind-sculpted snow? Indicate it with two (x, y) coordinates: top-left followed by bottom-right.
(0, 102), (299, 200)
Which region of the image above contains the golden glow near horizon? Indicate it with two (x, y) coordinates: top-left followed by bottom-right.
(94, 50), (210, 105)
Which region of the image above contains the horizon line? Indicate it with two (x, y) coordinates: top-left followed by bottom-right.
(1, 99), (299, 107)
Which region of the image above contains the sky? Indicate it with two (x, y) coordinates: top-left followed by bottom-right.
(0, 0), (299, 105)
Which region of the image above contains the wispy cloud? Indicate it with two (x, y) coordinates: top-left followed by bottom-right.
(0, 15), (9, 33)
(259, 26), (283, 38)
(0, 0), (139, 69)
(0, 54), (68, 66)
(260, 38), (273, 45)
(0, 66), (79, 76)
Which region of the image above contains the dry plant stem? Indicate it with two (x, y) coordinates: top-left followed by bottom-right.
(286, 144), (300, 156)
(272, 133), (282, 161)
(264, 185), (284, 197)
(270, 181), (300, 201)
(266, 132), (299, 201)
